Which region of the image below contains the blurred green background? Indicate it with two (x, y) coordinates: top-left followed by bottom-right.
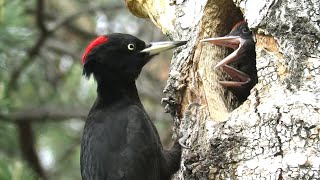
(0, 0), (174, 179)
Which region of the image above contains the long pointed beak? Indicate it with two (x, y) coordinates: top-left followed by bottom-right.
(219, 65), (251, 88)
(140, 41), (187, 55)
(201, 36), (245, 68)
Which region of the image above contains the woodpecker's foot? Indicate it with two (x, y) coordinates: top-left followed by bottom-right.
(162, 97), (180, 114)
(178, 133), (191, 149)
(161, 97), (176, 106)
(219, 65), (251, 88)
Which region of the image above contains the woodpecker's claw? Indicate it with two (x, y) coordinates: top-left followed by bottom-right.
(178, 133), (191, 149)
(219, 65), (251, 88)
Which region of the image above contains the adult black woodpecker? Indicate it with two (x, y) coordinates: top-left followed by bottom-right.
(80, 33), (186, 180)
(201, 21), (257, 103)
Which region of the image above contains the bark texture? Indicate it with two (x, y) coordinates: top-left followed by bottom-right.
(126, 0), (320, 179)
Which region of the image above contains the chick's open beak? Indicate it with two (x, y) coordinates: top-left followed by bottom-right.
(201, 36), (245, 68)
(140, 41), (187, 55)
(219, 65), (251, 88)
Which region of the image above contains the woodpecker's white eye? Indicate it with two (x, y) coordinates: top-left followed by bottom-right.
(242, 27), (250, 34)
(128, 44), (135, 50)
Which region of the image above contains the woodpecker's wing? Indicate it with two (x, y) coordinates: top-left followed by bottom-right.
(81, 104), (163, 180)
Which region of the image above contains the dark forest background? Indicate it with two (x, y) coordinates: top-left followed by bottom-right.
(0, 0), (174, 179)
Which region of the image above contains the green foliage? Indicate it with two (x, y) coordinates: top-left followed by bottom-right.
(0, 156), (37, 180)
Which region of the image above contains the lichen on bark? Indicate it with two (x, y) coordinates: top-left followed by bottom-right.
(126, 0), (320, 179)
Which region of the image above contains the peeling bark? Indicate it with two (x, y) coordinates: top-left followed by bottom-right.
(126, 0), (320, 179)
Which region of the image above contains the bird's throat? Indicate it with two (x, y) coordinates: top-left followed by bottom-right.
(96, 79), (141, 107)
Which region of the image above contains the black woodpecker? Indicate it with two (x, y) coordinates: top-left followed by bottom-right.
(80, 33), (186, 180)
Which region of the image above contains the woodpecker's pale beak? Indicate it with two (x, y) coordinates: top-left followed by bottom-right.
(140, 41), (187, 55)
(201, 36), (245, 68)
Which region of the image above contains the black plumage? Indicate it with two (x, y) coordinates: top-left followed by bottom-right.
(80, 33), (186, 180)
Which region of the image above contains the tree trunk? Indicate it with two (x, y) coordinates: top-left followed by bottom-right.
(126, 0), (320, 179)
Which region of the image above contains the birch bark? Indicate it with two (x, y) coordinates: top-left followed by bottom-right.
(126, 0), (320, 179)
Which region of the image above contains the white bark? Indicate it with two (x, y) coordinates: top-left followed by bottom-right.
(126, 0), (320, 179)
